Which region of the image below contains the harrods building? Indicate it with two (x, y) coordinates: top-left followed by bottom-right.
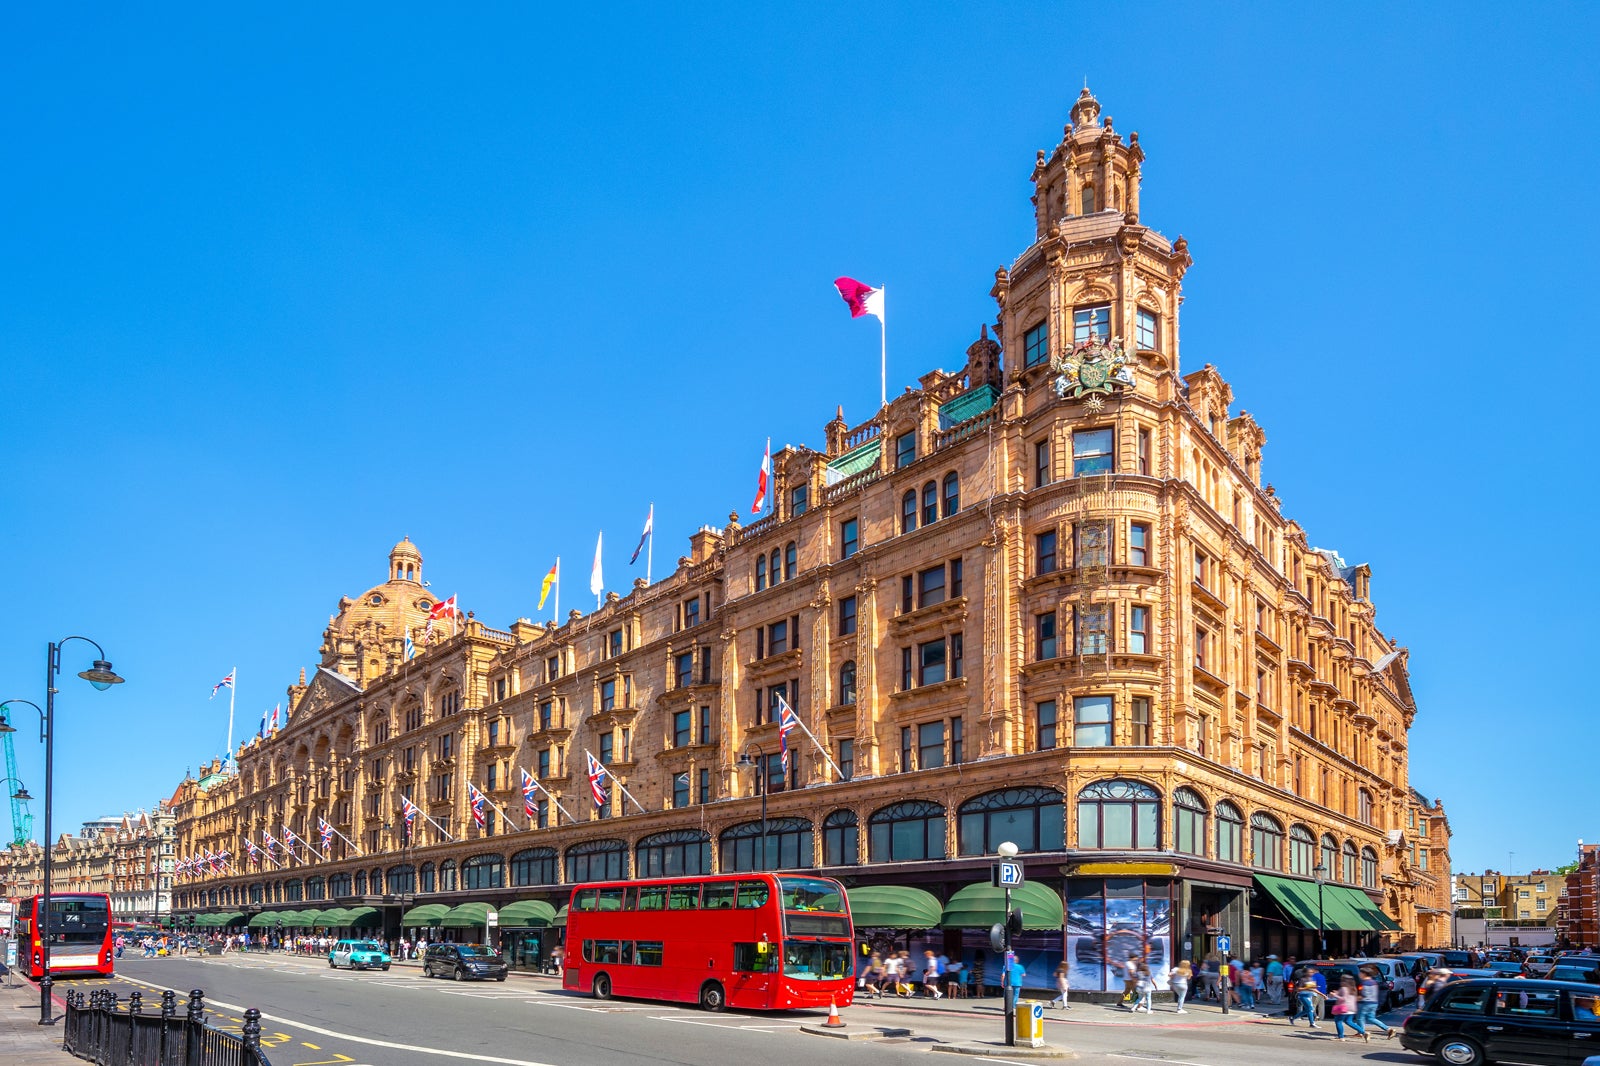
(172, 90), (1439, 987)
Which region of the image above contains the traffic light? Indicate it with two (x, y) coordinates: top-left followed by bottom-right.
(1007, 908), (1025, 937)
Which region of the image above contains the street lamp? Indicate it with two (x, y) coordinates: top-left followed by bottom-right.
(735, 743), (768, 871)
(384, 820), (416, 943)
(996, 841), (1019, 1046)
(1313, 862), (1328, 958)
(12, 638), (124, 1025)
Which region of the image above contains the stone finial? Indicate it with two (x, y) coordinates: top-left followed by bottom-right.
(1070, 86), (1102, 130)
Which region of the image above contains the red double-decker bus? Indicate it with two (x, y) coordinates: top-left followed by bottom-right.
(16, 893), (115, 978)
(562, 872), (854, 1011)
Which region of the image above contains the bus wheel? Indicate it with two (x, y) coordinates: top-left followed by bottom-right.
(699, 982), (726, 1012)
(592, 973), (611, 1000)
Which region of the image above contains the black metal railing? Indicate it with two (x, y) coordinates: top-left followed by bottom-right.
(62, 987), (273, 1066)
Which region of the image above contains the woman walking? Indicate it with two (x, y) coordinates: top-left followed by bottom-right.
(1329, 975), (1367, 1041)
(1133, 961), (1156, 1013)
(1356, 966), (1396, 1038)
(1289, 969), (1324, 1029)
(1050, 961), (1072, 1009)
(865, 952), (888, 998)
(1168, 959), (1192, 1013)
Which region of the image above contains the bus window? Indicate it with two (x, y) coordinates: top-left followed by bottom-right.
(736, 881), (771, 910)
(779, 877), (844, 912)
(636, 885), (667, 911)
(702, 883), (735, 910)
(733, 942), (775, 973)
(597, 888), (625, 911)
(635, 941), (664, 967)
(586, 939), (623, 963)
(621, 887), (637, 910)
(617, 941), (635, 965)
(575, 889), (599, 912)
(668, 883), (700, 910)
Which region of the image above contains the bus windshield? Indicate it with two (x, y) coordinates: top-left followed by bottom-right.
(45, 899), (110, 945)
(782, 941), (852, 980)
(778, 877), (846, 913)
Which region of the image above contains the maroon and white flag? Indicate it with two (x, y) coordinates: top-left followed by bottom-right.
(751, 439), (771, 514)
(833, 277), (884, 322)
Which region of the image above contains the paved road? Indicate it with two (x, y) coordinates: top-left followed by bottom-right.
(98, 954), (1425, 1066)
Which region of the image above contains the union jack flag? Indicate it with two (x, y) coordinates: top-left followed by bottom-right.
(777, 693), (801, 771)
(245, 839), (261, 866)
(401, 795), (421, 837)
(468, 783), (487, 829)
(282, 825), (300, 855)
(262, 829), (278, 860)
(217, 849), (231, 870)
(585, 751), (608, 808)
(520, 769), (541, 819)
(209, 669), (235, 699)
(317, 816), (335, 852)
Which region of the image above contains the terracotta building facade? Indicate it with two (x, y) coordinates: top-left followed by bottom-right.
(1, 806), (175, 924)
(172, 90), (1431, 985)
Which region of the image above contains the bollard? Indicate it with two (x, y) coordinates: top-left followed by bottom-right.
(130, 990), (143, 1015)
(242, 1008), (262, 1048)
(162, 990), (176, 1018)
(186, 989), (205, 1024)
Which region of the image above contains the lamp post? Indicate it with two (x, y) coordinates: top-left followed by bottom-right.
(13, 640), (124, 1024)
(735, 743), (768, 871)
(1313, 862), (1328, 958)
(997, 841), (1019, 1047)
(383, 820), (415, 946)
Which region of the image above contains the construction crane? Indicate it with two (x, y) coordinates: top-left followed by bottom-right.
(2, 707), (34, 846)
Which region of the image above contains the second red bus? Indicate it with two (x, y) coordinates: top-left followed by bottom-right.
(16, 893), (115, 978)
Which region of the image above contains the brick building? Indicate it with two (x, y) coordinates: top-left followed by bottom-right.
(1558, 843), (1599, 949)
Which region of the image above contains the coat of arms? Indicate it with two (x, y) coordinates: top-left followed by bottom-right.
(1051, 336), (1134, 401)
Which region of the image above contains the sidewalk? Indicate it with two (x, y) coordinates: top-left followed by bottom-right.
(851, 988), (1293, 1028)
(0, 974), (78, 1066)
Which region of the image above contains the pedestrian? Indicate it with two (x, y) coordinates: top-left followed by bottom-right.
(1134, 961), (1155, 1013)
(1356, 965), (1396, 1040)
(922, 950), (944, 999)
(1168, 959), (1192, 1013)
(1200, 954), (1221, 1001)
(1121, 953), (1143, 1008)
(970, 951), (987, 997)
(1329, 975), (1366, 1041)
(1289, 969), (1323, 1029)
(884, 951), (906, 997)
(865, 952), (887, 998)
(1239, 961), (1257, 1009)
(1050, 961), (1072, 1009)
(1265, 955), (1284, 1003)
(1248, 960), (1264, 1007)
(1005, 952), (1026, 1011)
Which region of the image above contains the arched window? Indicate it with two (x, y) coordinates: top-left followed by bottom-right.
(921, 481), (938, 526)
(249, 883), (263, 905)
(784, 542), (796, 581)
(770, 549), (781, 585)
(1361, 846), (1379, 889)
(839, 661), (857, 705)
(1320, 834), (1339, 879)
(822, 809), (859, 866)
(306, 876), (325, 901)
(1215, 802), (1243, 864)
(418, 863), (434, 894)
(510, 847), (557, 886)
(754, 555), (767, 592)
(637, 829), (711, 877)
(1288, 825), (1315, 876)
(564, 839), (627, 884)
(387, 864), (416, 894)
(1076, 779), (1160, 849)
(1173, 787), (1206, 855)
(284, 879), (303, 902)
(1081, 183), (1096, 214)
(956, 788), (1064, 856)
(1250, 813), (1284, 870)
(329, 872), (352, 897)
(439, 860), (457, 891)
(1342, 840), (1359, 885)
(720, 818), (813, 872)
(370, 866), (382, 890)
(942, 472), (960, 517)
(902, 490), (918, 534)
(1357, 788), (1374, 826)
(868, 801), (946, 862)
(463, 853), (504, 890)
(354, 871), (368, 895)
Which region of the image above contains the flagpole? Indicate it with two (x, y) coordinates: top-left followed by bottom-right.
(555, 557), (560, 622)
(766, 438), (773, 516)
(328, 823), (364, 857)
(526, 772), (577, 825)
(784, 696), (848, 781)
(879, 310), (887, 408)
(226, 667), (236, 770)
(478, 791), (525, 832)
(608, 772), (650, 815)
(646, 503), (654, 586)
(421, 808), (455, 841)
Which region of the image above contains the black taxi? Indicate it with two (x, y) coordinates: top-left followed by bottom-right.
(1399, 978), (1600, 1066)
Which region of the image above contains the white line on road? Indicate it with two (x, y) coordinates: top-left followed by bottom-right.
(1112, 1053), (1221, 1066)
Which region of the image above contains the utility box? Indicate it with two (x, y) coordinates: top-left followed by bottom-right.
(1015, 1001), (1044, 1048)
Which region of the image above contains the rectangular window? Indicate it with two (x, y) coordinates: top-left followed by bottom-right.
(1129, 604), (1150, 653)
(837, 738), (853, 781)
(950, 632), (963, 678)
(840, 519), (859, 560)
(672, 773), (689, 809)
(1129, 522), (1150, 566)
(537, 748), (550, 780)
(599, 733), (614, 763)
(546, 655), (560, 681)
(1036, 700), (1057, 750)
(949, 557), (962, 598)
(918, 720), (946, 769)
(768, 619), (788, 656)
(1194, 625), (1210, 671)
(1130, 697), (1151, 745)
(838, 595), (857, 635)
(900, 647), (913, 691)
(950, 716), (963, 764)
(700, 647), (712, 684)
(1036, 612), (1057, 660)
(918, 638), (947, 685)
(1076, 604), (1108, 655)
(900, 726), (913, 771)
(1137, 427), (1152, 476)
(1076, 520), (1108, 568)
(1023, 320), (1050, 367)
(917, 565), (946, 608)
(675, 652), (693, 689)
(901, 574), (914, 613)
(1072, 427), (1114, 476)
(682, 597), (700, 629)
(1073, 695), (1113, 747)
(673, 710), (691, 747)
(600, 679), (617, 711)
(1194, 549), (1210, 589)
(1035, 439), (1051, 487)
(1073, 303), (1111, 343)
(488, 720), (500, 747)
(896, 432), (916, 469)
(607, 630), (623, 658)
(1136, 307), (1158, 351)
(487, 762), (498, 790)
(790, 484), (808, 517)
(537, 700), (552, 733)
(1036, 530), (1058, 574)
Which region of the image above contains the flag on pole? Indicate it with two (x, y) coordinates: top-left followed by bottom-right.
(262, 829), (277, 861)
(245, 839), (261, 866)
(538, 560), (559, 610)
(468, 783), (487, 829)
(270, 704), (281, 732)
(404, 629), (416, 661)
(283, 826), (300, 856)
(777, 693), (801, 772)
(401, 795), (421, 835)
(428, 595), (459, 622)
(834, 277), (885, 321)
(630, 505), (653, 565)
(210, 670), (235, 699)
(520, 769), (541, 819)
(317, 816), (335, 853)
(590, 532), (604, 598)
(751, 439), (771, 513)
(585, 751), (608, 808)
(258, 710), (267, 739)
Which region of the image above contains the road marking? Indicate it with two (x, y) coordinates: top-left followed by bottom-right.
(1112, 1053), (1220, 1066)
(292, 1056), (353, 1066)
(302, 1041), (321, 1049)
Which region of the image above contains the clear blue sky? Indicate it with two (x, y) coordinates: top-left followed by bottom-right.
(3, 4), (1593, 875)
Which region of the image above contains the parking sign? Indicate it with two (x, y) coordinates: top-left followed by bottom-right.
(993, 861), (1025, 887)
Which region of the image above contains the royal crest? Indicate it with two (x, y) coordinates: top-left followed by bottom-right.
(1051, 336), (1134, 399)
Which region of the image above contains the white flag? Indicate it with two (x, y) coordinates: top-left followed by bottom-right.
(590, 531), (604, 597)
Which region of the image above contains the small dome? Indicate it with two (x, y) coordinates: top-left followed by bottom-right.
(388, 537), (423, 584)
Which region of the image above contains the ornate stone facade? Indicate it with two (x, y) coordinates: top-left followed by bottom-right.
(172, 90), (1433, 982)
(0, 805), (175, 923)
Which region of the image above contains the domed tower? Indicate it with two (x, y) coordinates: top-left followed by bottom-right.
(389, 537), (423, 584)
(319, 540), (439, 683)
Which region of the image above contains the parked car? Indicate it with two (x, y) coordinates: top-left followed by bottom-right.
(1439, 950), (1477, 968)
(1295, 962), (1364, 1017)
(328, 939), (391, 971)
(423, 942), (508, 982)
(1484, 960), (1531, 977)
(1526, 954), (1557, 970)
(1433, 968), (1504, 988)
(1398, 952), (1448, 980)
(1399, 978), (1600, 1066)
(1542, 962), (1600, 985)
(1358, 959), (1421, 1007)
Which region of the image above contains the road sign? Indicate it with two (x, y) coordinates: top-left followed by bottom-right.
(1216, 934), (1231, 954)
(993, 861), (1025, 887)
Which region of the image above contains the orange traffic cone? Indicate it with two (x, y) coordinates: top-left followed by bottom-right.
(825, 995), (846, 1027)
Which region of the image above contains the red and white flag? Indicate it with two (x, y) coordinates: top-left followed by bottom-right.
(834, 277), (885, 322)
(751, 439), (771, 514)
(428, 595), (459, 621)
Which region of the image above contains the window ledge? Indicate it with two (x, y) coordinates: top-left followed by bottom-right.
(890, 595), (968, 632)
(1192, 665), (1228, 696)
(887, 675), (968, 716)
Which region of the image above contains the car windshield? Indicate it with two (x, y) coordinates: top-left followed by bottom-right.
(457, 944), (495, 957)
(352, 941), (383, 952)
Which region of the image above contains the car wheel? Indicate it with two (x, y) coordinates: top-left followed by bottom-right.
(496, 974), (506, 982)
(452, 965), (463, 981)
(699, 981), (726, 1012)
(1435, 1036), (1486, 1066)
(329, 959), (337, 968)
(592, 973), (611, 1000)
(383, 964), (391, 971)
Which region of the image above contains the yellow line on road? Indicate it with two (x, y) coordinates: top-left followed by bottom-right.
(303, 1041), (321, 1049)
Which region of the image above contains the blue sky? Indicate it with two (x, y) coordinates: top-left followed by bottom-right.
(2, 4), (1594, 875)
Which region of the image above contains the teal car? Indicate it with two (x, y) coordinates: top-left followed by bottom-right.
(329, 938), (392, 971)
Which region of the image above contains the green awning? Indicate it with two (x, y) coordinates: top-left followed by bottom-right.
(1254, 876), (1400, 932)
(279, 910), (318, 926)
(315, 908), (351, 926)
(1254, 874), (1322, 929)
(941, 881), (1063, 930)
(401, 903), (450, 926)
(341, 906), (382, 928)
(440, 902), (495, 928)
(552, 904), (569, 928)
(826, 438), (881, 480)
(247, 911), (281, 929)
(938, 384), (999, 429)
(497, 900), (557, 927)
(1328, 885), (1402, 931)
(845, 886), (944, 930)
(209, 911), (245, 928)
